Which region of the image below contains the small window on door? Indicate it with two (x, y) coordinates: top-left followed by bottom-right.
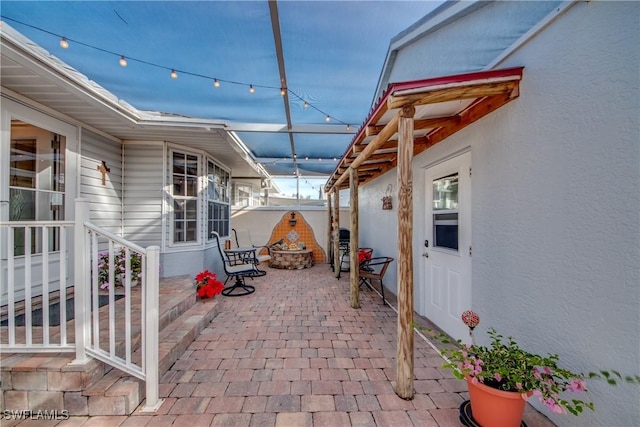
(432, 173), (458, 251)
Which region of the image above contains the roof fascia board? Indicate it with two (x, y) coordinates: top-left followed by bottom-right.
(225, 131), (271, 178)
(374, 0), (490, 100)
(484, 0), (578, 70)
(1, 24), (142, 125)
(1, 86), (122, 144)
(226, 122), (356, 135)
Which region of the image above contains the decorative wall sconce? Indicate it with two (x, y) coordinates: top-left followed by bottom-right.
(382, 184), (393, 210)
(289, 211), (297, 226)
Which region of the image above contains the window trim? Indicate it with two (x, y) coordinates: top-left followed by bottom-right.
(169, 148), (201, 247)
(206, 157), (231, 241)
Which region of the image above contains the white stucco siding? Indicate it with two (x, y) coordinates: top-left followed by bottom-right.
(386, 1), (561, 87)
(79, 129), (122, 234)
(359, 1), (638, 425)
(472, 2), (639, 425)
(122, 141), (163, 248)
(358, 173), (400, 293)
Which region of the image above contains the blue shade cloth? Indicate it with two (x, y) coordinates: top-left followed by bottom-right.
(1, 1), (442, 177)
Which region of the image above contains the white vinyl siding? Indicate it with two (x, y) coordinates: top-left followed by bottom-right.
(123, 142), (163, 248)
(79, 130), (123, 234)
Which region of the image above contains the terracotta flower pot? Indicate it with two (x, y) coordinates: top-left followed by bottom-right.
(466, 377), (527, 427)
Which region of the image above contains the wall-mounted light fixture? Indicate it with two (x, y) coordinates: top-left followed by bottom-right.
(289, 212), (297, 226)
(382, 184), (393, 210)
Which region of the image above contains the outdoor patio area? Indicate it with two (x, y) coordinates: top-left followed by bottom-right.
(0, 264), (555, 427)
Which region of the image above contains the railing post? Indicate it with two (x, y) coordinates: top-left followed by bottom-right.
(141, 245), (163, 412)
(72, 198), (90, 364)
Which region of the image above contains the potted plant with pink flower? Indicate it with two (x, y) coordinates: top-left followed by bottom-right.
(436, 312), (639, 427)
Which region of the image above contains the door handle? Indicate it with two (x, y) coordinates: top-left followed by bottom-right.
(422, 252), (429, 258)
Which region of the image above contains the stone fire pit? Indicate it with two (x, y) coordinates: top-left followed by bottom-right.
(270, 249), (314, 270)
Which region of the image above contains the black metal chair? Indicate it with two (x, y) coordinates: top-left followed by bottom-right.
(359, 256), (394, 304)
(232, 228), (270, 276)
(211, 231), (258, 296)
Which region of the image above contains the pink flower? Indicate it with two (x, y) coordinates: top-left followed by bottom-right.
(493, 373), (502, 382)
(471, 377), (479, 384)
(542, 366), (553, 375)
(515, 382), (523, 390)
(566, 378), (587, 393)
(533, 368), (543, 381)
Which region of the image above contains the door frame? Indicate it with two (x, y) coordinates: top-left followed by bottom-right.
(417, 147), (472, 342)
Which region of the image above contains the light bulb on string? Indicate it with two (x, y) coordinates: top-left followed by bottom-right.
(346, 124), (351, 131)
(249, 85), (255, 94)
(213, 78), (220, 88)
(303, 101), (309, 109)
(280, 88), (286, 96)
(325, 115), (331, 122)
(170, 69), (178, 79)
(60, 37), (69, 49)
(119, 56), (127, 67)
(304, 156), (309, 160)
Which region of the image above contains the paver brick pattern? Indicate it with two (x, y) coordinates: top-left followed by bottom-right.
(154, 264), (551, 426)
(15, 264), (553, 426)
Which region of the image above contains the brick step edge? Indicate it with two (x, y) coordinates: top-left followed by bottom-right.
(83, 298), (223, 416)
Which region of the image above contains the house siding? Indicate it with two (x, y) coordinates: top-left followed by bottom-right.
(79, 129), (123, 234)
(122, 142), (163, 248)
(359, 2), (639, 426)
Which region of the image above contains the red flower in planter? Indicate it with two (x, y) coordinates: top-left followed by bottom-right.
(358, 249), (372, 264)
(195, 270), (225, 299)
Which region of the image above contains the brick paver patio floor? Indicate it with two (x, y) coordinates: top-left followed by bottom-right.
(36, 264), (554, 426)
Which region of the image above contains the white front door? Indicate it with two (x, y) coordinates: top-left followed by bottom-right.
(422, 151), (472, 342)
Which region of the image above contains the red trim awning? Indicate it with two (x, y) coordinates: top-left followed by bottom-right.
(325, 67), (524, 191)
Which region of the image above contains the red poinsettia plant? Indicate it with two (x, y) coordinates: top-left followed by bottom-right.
(358, 249), (372, 264)
(195, 269), (225, 299)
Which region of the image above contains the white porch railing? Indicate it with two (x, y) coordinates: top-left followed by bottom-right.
(0, 220), (74, 350)
(0, 199), (162, 412)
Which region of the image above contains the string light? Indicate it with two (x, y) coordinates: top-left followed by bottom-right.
(304, 156), (309, 160)
(1, 15), (356, 130)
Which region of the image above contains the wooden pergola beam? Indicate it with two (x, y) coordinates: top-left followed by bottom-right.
(366, 115), (459, 137)
(330, 112), (400, 190)
(387, 81), (518, 110)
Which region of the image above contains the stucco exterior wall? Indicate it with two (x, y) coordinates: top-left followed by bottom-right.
(231, 207), (350, 262)
(358, 2), (639, 425)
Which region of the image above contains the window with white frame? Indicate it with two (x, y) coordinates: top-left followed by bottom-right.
(171, 151), (199, 244)
(234, 183), (253, 206)
(207, 159), (230, 238)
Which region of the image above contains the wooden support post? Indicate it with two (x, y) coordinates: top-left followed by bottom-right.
(396, 105), (415, 399)
(327, 192), (333, 267)
(349, 167), (360, 309)
(332, 187), (341, 277)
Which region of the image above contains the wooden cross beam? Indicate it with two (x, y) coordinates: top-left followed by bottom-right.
(97, 161), (110, 186)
